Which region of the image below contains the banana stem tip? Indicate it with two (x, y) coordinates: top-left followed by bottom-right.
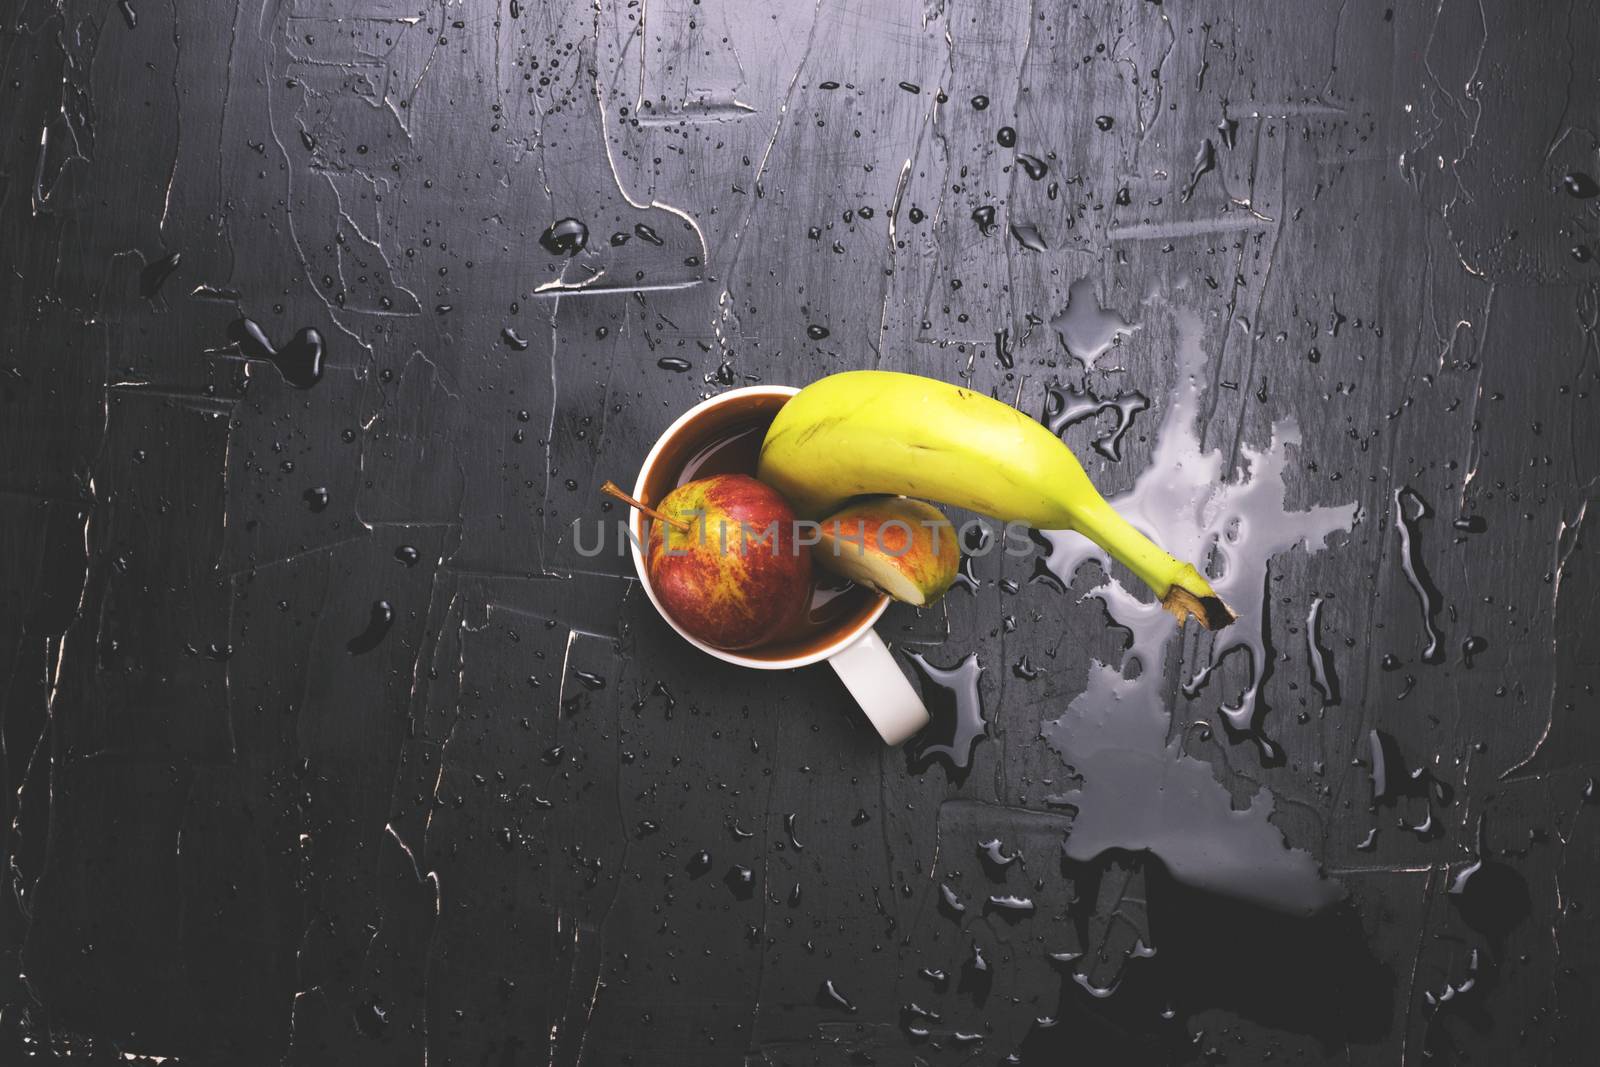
(1162, 587), (1237, 631)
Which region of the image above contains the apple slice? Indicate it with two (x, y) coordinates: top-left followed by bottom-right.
(815, 496), (959, 606)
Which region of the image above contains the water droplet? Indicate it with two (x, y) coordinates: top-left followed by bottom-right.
(353, 998), (388, 1039)
(1180, 139), (1217, 203)
(971, 204), (998, 235)
(633, 222), (664, 246)
(994, 327), (1014, 369)
(977, 837), (1019, 878)
(985, 894), (1035, 919)
(346, 600), (394, 655)
(723, 865), (755, 899)
(1094, 115), (1114, 131)
(1306, 597), (1339, 703)
(958, 942), (992, 1005)
(685, 850), (712, 877)
(784, 812), (804, 850)
(938, 882), (966, 918)
(1072, 970), (1120, 999)
(900, 1002), (940, 1035)
(538, 217), (589, 256)
(971, 95), (989, 110)
(502, 327), (530, 350)
(817, 979), (857, 1013)
(1010, 222), (1047, 251)
(570, 667), (606, 691)
(805, 324), (830, 340)
(273, 329), (325, 388)
(226, 317), (274, 360)
(394, 545), (420, 567)
(656, 356), (692, 372)
(1369, 729), (1454, 833)
(302, 487), (329, 513)
(903, 653), (986, 781)
(227, 318), (324, 388)
(1016, 153), (1048, 180)
(1447, 821), (1531, 941)
(139, 250), (180, 298)
(1460, 635), (1487, 668)
(1394, 486), (1445, 663)
(1561, 171), (1598, 198)
(996, 126), (1017, 148)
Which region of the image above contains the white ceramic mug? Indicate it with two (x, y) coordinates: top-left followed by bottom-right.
(628, 385), (930, 745)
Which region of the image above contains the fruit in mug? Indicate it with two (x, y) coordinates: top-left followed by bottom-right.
(639, 474), (811, 650)
(756, 371), (1235, 629)
(816, 496), (958, 606)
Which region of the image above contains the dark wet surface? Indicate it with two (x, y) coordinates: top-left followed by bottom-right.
(1, 1), (1598, 1064)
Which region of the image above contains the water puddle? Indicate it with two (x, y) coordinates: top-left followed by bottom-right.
(1043, 381), (1150, 462)
(904, 652), (987, 782)
(226, 317), (325, 388)
(1051, 278), (1140, 369)
(1039, 307), (1357, 915)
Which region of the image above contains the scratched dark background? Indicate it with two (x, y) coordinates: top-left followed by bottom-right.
(2, 0), (1598, 1064)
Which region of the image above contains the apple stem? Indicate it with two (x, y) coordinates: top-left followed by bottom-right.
(600, 480), (693, 532)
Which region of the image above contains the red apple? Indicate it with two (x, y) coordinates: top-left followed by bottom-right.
(814, 496), (958, 606)
(646, 474), (811, 650)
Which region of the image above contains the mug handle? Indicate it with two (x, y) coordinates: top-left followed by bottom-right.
(828, 628), (930, 745)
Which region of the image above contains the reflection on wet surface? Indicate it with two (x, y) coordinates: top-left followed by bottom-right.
(1, 0), (1594, 1064)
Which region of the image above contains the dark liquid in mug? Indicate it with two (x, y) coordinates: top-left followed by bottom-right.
(635, 392), (880, 662)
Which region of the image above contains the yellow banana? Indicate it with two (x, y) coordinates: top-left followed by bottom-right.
(756, 370), (1234, 629)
